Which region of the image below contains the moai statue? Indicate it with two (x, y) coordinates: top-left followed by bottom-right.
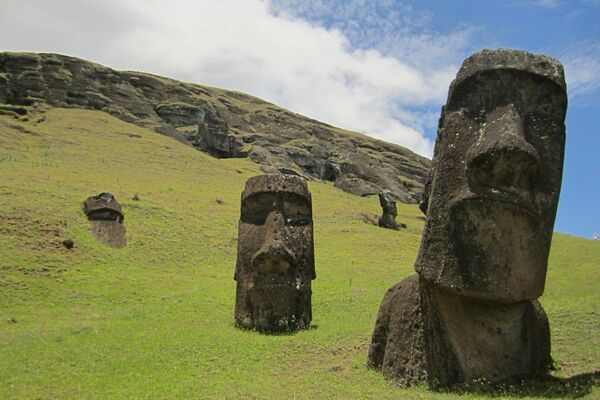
(83, 192), (127, 247)
(378, 190), (399, 230)
(368, 49), (567, 387)
(234, 174), (316, 332)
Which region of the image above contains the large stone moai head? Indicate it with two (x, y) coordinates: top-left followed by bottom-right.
(234, 174), (315, 332)
(416, 49), (567, 303)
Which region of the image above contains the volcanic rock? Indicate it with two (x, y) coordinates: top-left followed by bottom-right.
(368, 49), (567, 387)
(83, 192), (127, 247)
(234, 174), (315, 332)
(0, 52), (431, 203)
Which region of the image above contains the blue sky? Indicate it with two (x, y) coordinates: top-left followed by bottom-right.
(0, 0), (598, 238)
(276, 0), (600, 239)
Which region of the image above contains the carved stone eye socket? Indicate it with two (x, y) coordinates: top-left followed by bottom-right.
(283, 200), (311, 226)
(241, 193), (311, 226)
(447, 70), (564, 122)
(240, 193), (275, 225)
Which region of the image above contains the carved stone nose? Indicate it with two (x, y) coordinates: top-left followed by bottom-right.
(264, 211), (285, 242)
(252, 211), (295, 274)
(467, 105), (540, 190)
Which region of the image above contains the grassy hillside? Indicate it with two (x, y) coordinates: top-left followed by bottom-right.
(0, 108), (598, 399)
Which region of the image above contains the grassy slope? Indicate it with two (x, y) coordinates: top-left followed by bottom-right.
(0, 109), (598, 399)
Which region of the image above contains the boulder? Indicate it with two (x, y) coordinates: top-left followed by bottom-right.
(155, 102), (204, 127)
(334, 175), (380, 197)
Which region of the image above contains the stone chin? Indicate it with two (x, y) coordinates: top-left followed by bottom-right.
(446, 195), (549, 303)
(238, 282), (311, 332)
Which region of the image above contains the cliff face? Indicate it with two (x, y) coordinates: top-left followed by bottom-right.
(0, 52), (431, 203)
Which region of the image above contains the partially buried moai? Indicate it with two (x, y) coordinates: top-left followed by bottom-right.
(234, 174), (315, 332)
(83, 192), (127, 248)
(368, 49), (567, 387)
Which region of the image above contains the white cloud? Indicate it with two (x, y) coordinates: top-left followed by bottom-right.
(562, 41), (600, 98)
(531, 0), (561, 7)
(270, 0), (475, 71)
(517, 0), (562, 7)
(0, 0), (471, 156)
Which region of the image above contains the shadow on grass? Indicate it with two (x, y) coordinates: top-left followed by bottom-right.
(233, 322), (319, 336)
(438, 371), (600, 398)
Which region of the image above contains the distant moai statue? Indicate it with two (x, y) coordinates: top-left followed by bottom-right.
(368, 49), (567, 387)
(378, 190), (399, 230)
(83, 192), (127, 247)
(234, 174), (316, 332)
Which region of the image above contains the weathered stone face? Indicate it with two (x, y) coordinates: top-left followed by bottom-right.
(83, 192), (127, 248)
(234, 174), (315, 332)
(416, 49), (567, 303)
(368, 49), (566, 387)
(378, 190), (399, 230)
(83, 192), (124, 222)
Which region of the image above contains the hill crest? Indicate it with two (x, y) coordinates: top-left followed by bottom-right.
(0, 52), (431, 203)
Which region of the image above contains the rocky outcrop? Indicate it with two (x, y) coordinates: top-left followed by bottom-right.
(0, 52), (431, 202)
(0, 74), (8, 104)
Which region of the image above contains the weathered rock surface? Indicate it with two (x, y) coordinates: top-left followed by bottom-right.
(83, 192), (124, 222)
(368, 49), (567, 388)
(0, 74), (7, 104)
(0, 52), (431, 203)
(234, 174), (315, 332)
(378, 190), (400, 230)
(83, 192), (127, 247)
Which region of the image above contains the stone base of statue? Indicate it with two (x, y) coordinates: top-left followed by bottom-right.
(368, 275), (551, 387)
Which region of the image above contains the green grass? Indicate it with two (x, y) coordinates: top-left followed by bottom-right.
(0, 109), (598, 399)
